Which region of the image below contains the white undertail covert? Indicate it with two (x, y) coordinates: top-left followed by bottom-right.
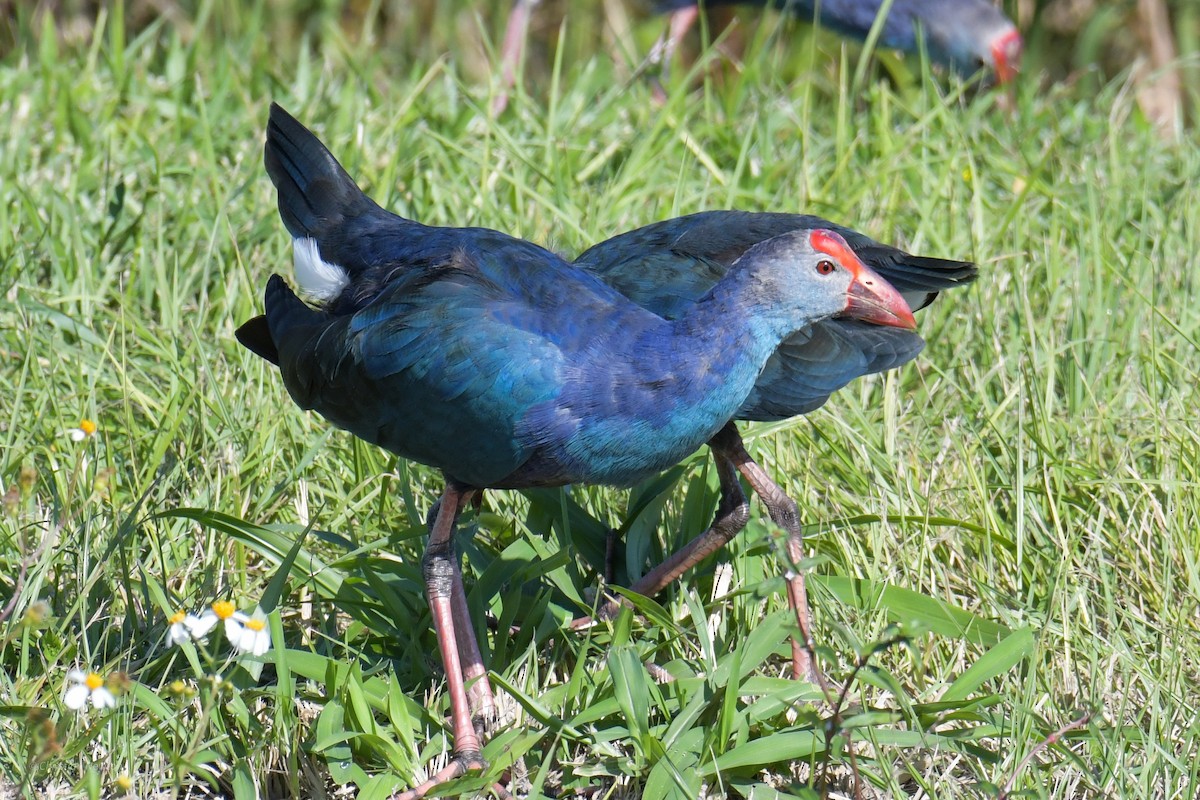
(293, 237), (349, 302)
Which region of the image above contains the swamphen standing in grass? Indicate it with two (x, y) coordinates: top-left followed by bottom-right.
(497, 0), (1021, 110)
(574, 211), (977, 682)
(649, 0), (1023, 83)
(236, 104), (917, 798)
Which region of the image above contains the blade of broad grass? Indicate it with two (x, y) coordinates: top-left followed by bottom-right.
(703, 731), (826, 775)
(154, 508), (344, 597)
(607, 644), (651, 759)
(942, 627), (1036, 703)
(815, 576), (1009, 646)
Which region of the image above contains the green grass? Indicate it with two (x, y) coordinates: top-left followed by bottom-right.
(2, 2), (1199, 798)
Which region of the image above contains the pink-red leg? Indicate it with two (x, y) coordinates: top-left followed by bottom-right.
(421, 495), (496, 726)
(571, 423), (824, 687)
(713, 427), (824, 688)
(494, 0), (539, 114)
(449, 557), (496, 728)
(394, 484), (510, 800)
(642, 5), (700, 102)
(570, 426), (749, 630)
(646, 5), (700, 74)
(626, 444), (748, 599)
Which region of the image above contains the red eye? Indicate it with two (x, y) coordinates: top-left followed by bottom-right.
(816, 259), (836, 275)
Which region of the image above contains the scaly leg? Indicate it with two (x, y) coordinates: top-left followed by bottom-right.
(571, 422), (824, 687)
(571, 426), (749, 629)
(626, 443), (748, 599)
(396, 484), (507, 800)
(449, 557), (497, 730)
(423, 496), (497, 727)
(710, 426), (825, 688)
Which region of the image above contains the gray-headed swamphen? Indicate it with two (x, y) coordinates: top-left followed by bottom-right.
(236, 104), (917, 798)
(649, 0), (1023, 82)
(497, 0), (1021, 110)
(573, 210), (977, 683)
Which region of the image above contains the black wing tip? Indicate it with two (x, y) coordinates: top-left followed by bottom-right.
(263, 102), (374, 239)
(265, 105), (308, 162)
(236, 275), (305, 367)
(264, 273), (303, 309)
(235, 314), (280, 366)
(263, 104), (331, 238)
(950, 259), (981, 283)
(264, 102), (327, 171)
(903, 255), (980, 286)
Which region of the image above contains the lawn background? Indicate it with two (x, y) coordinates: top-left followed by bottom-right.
(1, 1), (1199, 798)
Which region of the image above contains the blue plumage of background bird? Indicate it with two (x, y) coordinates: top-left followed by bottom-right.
(649, 0), (1023, 81)
(575, 209), (977, 422)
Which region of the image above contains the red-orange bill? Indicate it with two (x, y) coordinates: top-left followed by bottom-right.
(992, 28), (1023, 84)
(845, 263), (917, 330)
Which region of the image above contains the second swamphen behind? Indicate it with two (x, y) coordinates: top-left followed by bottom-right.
(649, 0), (1023, 83)
(497, 0), (1021, 110)
(237, 104), (917, 799)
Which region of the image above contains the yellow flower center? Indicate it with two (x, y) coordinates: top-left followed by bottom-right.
(85, 672), (104, 690)
(168, 610), (186, 624)
(211, 600), (236, 620)
(246, 618), (266, 632)
(79, 419), (97, 436)
(115, 774), (133, 791)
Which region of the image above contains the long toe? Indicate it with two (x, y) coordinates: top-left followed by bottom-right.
(391, 752), (490, 800)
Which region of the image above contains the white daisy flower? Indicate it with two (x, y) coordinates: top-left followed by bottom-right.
(66, 419), (97, 442)
(187, 600), (238, 639)
(167, 610), (202, 646)
(225, 607), (271, 657)
(64, 669), (116, 711)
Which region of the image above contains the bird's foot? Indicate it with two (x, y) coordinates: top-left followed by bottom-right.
(391, 750), (508, 800)
(567, 589), (627, 631)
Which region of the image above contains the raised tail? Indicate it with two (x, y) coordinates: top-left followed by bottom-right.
(264, 103), (379, 240)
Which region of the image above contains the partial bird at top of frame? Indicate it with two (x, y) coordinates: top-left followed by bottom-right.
(496, 0), (1022, 111)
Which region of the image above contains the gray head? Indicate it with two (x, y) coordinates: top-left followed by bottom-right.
(920, 1), (1023, 82)
(735, 228), (917, 333)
